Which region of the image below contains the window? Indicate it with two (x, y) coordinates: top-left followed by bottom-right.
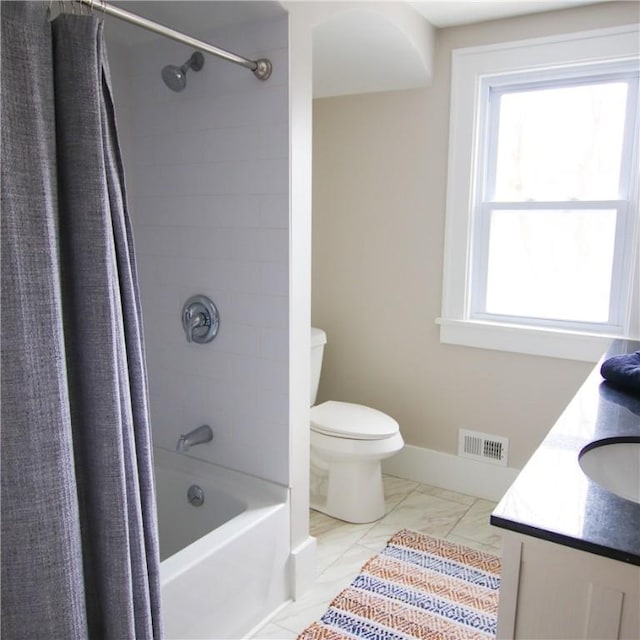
(475, 74), (637, 330)
(439, 26), (640, 362)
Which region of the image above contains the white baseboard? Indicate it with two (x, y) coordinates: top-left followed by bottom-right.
(382, 444), (520, 502)
(289, 535), (317, 599)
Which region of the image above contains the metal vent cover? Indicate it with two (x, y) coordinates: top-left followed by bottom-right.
(458, 429), (508, 467)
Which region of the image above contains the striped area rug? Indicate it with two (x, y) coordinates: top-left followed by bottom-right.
(298, 529), (501, 640)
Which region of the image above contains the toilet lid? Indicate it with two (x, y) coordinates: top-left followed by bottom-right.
(310, 401), (399, 440)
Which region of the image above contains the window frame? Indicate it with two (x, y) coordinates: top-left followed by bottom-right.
(439, 26), (640, 362)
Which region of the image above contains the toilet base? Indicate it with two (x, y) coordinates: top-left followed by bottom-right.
(310, 459), (386, 524)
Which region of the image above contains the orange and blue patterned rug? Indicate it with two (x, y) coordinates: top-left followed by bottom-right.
(298, 529), (501, 640)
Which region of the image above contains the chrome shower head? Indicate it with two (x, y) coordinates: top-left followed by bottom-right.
(161, 51), (204, 92)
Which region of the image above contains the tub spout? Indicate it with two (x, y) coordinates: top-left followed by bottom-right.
(176, 424), (213, 453)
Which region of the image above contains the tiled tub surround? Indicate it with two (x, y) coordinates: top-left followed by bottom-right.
(127, 16), (290, 485)
(252, 477), (500, 639)
(491, 340), (640, 639)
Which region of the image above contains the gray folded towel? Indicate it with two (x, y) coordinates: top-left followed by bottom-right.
(600, 351), (640, 394)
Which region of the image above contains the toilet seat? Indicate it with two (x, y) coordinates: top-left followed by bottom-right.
(310, 401), (399, 440)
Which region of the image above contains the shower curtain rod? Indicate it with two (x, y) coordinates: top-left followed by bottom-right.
(73, 0), (272, 80)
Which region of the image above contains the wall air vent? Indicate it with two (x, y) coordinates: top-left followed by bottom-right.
(458, 429), (508, 467)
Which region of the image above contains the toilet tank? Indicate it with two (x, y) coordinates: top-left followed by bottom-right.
(310, 328), (327, 406)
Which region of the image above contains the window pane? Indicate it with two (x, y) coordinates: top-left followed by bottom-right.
(493, 82), (628, 201)
(485, 209), (616, 323)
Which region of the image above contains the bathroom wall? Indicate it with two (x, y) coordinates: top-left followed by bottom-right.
(311, 1), (639, 471)
(109, 15), (290, 485)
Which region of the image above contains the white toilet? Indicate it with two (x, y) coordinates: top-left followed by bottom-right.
(310, 327), (404, 523)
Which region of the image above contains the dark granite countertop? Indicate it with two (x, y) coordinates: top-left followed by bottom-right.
(491, 340), (640, 565)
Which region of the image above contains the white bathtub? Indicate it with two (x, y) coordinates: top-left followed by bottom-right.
(154, 447), (290, 639)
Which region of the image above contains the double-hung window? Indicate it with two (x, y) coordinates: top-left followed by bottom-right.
(439, 26), (640, 362)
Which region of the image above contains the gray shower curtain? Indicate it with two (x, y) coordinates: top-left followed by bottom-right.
(1, 3), (162, 638)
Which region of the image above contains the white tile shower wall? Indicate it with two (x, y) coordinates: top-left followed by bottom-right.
(127, 16), (289, 485)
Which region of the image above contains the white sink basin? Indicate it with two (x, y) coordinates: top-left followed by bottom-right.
(579, 440), (640, 504)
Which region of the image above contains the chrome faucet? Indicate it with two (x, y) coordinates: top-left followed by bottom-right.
(176, 424), (213, 453)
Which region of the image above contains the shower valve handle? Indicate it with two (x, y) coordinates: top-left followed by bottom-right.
(184, 310), (206, 342)
(181, 295), (219, 344)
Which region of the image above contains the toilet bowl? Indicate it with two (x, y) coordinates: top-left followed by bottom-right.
(310, 329), (404, 523)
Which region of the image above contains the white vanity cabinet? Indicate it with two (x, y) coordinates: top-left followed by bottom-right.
(496, 530), (640, 639)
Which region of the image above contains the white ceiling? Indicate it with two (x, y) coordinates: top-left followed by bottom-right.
(409, 1), (605, 28)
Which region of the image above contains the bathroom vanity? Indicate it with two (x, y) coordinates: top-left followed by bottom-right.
(491, 340), (640, 640)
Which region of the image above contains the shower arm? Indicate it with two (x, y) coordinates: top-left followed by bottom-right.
(73, 0), (272, 81)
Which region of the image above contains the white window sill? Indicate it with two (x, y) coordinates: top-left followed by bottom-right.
(436, 318), (622, 362)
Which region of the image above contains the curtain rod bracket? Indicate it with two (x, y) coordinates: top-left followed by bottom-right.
(253, 59), (272, 81)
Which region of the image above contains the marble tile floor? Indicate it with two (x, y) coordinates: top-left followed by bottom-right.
(250, 475), (502, 640)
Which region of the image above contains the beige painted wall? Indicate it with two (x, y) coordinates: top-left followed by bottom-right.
(311, 2), (639, 469)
